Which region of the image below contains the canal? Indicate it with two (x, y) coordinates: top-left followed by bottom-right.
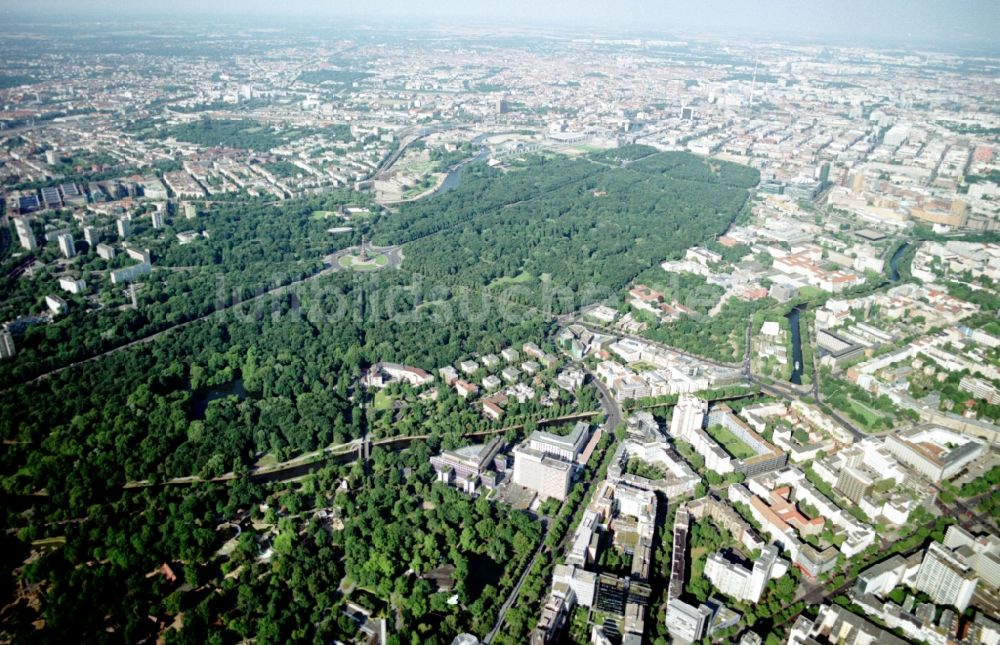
(888, 241), (910, 282)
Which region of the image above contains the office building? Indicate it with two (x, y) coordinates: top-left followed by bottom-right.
(512, 443), (573, 501)
(13, 217), (37, 251)
(852, 555), (913, 598)
(0, 331), (15, 359)
(430, 437), (503, 495)
(836, 466), (874, 504)
(512, 422), (591, 500)
(704, 545), (780, 603)
(883, 123), (911, 147)
(914, 542), (978, 611)
(83, 226), (99, 247)
(56, 233), (76, 258)
(665, 598), (712, 644)
(595, 574), (627, 615)
(526, 422), (590, 462)
(552, 564), (597, 608)
(884, 425), (985, 483)
(117, 218), (131, 239)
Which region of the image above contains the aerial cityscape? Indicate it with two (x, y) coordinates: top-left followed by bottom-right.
(0, 1), (998, 644)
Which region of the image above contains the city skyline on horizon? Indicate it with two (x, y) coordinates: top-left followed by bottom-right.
(2, 0), (999, 53)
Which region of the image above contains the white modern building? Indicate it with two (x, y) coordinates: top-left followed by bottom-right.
(83, 226), (99, 247)
(665, 598), (712, 644)
(884, 426), (985, 483)
(552, 564), (597, 608)
(58, 277), (86, 295)
(96, 243), (116, 260)
(57, 233), (76, 258)
(110, 261), (151, 285)
(14, 217), (37, 251)
(704, 544), (781, 603)
(45, 295), (67, 315)
(512, 445), (574, 501)
(670, 393), (707, 439)
(914, 542), (978, 611)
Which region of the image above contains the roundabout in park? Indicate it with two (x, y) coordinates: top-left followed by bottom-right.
(335, 237), (398, 272)
(338, 252), (389, 271)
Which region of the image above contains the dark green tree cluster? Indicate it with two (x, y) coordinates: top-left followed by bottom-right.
(336, 446), (542, 641)
(375, 152), (757, 314)
(0, 192), (369, 387)
(153, 118), (348, 151)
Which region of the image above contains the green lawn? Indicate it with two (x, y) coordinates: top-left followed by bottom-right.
(310, 210), (337, 220)
(403, 159), (437, 175)
(490, 271), (535, 288)
(373, 390), (393, 411)
(841, 397), (883, 430)
(254, 453), (279, 469)
(705, 424), (757, 460)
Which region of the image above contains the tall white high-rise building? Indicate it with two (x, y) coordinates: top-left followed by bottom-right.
(0, 331), (15, 359)
(117, 218), (131, 239)
(670, 393), (707, 441)
(151, 211), (164, 229)
(704, 544), (779, 603)
(13, 217), (37, 251)
(57, 233), (76, 258)
(552, 564), (597, 607)
(914, 542), (978, 611)
(83, 226), (99, 247)
(512, 444), (573, 501)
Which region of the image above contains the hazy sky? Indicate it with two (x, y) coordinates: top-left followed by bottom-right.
(3, 0), (999, 50)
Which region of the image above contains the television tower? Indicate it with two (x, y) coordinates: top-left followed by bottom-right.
(748, 59), (759, 115)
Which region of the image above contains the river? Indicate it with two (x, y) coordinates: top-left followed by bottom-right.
(786, 306), (805, 385)
(427, 133), (492, 197)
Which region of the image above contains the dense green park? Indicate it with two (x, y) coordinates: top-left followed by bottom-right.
(0, 149), (760, 643)
(376, 148), (758, 313)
